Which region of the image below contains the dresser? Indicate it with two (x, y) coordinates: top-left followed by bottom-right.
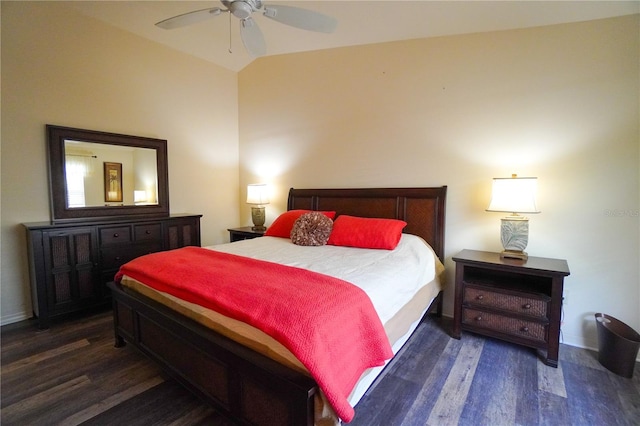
(24, 214), (202, 328)
(452, 249), (570, 367)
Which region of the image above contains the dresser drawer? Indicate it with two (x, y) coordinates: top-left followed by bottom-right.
(463, 285), (549, 319)
(101, 244), (162, 269)
(462, 308), (547, 344)
(100, 226), (132, 246)
(134, 223), (162, 242)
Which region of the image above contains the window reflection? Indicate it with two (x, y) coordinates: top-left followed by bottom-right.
(65, 157), (88, 207)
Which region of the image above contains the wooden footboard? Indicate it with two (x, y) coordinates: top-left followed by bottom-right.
(107, 281), (317, 426)
(109, 281), (443, 426)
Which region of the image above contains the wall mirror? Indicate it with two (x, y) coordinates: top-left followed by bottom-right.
(47, 125), (170, 222)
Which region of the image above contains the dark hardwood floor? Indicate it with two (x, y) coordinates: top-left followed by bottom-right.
(2, 310), (639, 425)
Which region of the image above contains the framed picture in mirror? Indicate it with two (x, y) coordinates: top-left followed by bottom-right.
(104, 162), (123, 202)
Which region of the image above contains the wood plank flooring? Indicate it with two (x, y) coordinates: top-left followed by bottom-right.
(2, 310), (639, 425)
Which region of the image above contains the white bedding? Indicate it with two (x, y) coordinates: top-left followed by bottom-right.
(208, 233), (439, 325)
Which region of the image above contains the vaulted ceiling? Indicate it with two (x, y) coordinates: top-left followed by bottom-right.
(68, 1), (639, 71)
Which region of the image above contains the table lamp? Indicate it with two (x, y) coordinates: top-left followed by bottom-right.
(134, 190), (147, 205)
(246, 183), (269, 231)
(486, 174), (540, 260)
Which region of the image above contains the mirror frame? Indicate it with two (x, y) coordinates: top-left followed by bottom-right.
(47, 125), (170, 222)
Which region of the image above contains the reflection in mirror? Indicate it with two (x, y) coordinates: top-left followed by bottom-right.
(64, 140), (158, 208)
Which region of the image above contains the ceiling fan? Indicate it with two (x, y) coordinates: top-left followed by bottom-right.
(155, 0), (337, 57)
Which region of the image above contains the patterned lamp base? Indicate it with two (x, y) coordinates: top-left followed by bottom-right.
(250, 206), (266, 231)
(500, 217), (529, 260)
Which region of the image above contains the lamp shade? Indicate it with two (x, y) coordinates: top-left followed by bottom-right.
(246, 184), (269, 205)
(134, 190), (147, 203)
(486, 175), (540, 214)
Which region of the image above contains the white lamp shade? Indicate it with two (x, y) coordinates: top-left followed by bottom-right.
(246, 184), (269, 205)
(134, 190), (147, 203)
(486, 176), (540, 214)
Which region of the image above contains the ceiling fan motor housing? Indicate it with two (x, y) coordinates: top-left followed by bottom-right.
(222, 0), (263, 19)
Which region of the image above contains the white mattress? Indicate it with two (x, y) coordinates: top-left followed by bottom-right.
(208, 233), (439, 325)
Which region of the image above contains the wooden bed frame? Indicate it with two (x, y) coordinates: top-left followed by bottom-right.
(108, 186), (447, 426)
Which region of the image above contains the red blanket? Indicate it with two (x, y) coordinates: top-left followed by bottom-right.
(115, 246), (392, 422)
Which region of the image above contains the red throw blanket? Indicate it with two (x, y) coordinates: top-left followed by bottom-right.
(115, 246), (393, 422)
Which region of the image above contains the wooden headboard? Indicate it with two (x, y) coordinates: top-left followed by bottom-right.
(287, 187), (447, 260)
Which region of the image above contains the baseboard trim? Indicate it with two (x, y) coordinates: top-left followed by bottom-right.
(1, 311), (31, 327)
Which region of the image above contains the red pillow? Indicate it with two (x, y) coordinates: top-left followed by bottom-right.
(265, 210), (336, 238)
(327, 215), (407, 250)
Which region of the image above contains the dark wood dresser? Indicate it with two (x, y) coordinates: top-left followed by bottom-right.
(452, 249), (570, 367)
(24, 214), (202, 328)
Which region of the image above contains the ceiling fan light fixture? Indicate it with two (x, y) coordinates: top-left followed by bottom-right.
(229, 2), (253, 20)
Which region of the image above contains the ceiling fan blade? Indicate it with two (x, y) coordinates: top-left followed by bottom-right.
(263, 5), (337, 33)
(240, 18), (267, 57)
(156, 7), (223, 30)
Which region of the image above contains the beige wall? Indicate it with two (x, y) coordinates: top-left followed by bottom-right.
(1, 2), (240, 323)
(239, 15), (640, 349)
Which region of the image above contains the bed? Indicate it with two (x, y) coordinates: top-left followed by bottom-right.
(108, 186), (447, 425)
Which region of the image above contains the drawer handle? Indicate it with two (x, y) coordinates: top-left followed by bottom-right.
(145, 230), (151, 234)
(523, 303), (532, 310)
(115, 256), (121, 261)
(113, 233), (119, 238)
(521, 326), (529, 333)
(475, 315), (482, 321)
(476, 295), (484, 301)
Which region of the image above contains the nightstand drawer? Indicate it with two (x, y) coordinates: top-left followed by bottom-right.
(462, 308), (547, 344)
(463, 285), (550, 319)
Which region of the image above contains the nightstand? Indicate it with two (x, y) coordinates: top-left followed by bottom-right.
(452, 249), (570, 367)
(228, 226), (265, 242)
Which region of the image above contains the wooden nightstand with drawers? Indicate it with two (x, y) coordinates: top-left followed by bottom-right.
(452, 249), (570, 367)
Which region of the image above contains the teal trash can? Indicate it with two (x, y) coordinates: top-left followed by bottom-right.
(595, 313), (640, 378)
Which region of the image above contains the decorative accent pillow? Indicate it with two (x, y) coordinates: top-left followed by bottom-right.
(290, 212), (334, 246)
(264, 210), (336, 238)
(327, 215), (407, 250)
